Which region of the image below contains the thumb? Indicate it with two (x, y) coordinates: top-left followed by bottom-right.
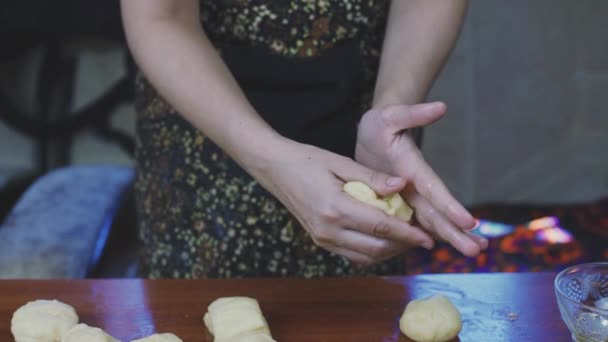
(332, 158), (405, 196)
(381, 102), (446, 131)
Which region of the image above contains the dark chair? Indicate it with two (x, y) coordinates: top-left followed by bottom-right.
(0, 0), (134, 172)
(0, 2), (141, 278)
(0, 165), (136, 278)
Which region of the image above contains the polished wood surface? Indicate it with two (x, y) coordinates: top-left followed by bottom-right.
(0, 273), (569, 341)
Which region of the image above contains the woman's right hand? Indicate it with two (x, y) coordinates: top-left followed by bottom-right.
(250, 139), (435, 265)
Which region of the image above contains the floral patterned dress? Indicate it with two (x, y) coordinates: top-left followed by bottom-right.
(134, 0), (405, 278)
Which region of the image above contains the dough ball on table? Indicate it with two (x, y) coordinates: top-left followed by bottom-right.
(343, 181), (413, 222)
(204, 297), (275, 342)
(215, 330), (276, 342)
(207, 297), (264, 315)
(11, 299), (79, 342)
(61, 323), (119, 342)
(130, 333), (183, 342)
(399, 295), (462, 342)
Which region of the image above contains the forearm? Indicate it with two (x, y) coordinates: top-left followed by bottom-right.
(373, 0), (468, 107)
(121, 0), (286, 175)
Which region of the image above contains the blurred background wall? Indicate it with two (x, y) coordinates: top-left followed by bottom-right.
(1, 0), (607, 206)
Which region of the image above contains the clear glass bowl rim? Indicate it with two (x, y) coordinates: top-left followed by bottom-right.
(554, 261), (608, 314)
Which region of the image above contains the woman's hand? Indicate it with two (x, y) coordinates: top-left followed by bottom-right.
(355, 102), (488, 257)
(252, 139), (434, 265)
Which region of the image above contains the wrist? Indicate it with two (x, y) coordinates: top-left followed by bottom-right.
(232, 128), (298, 179)
(372, 84), (423, 109)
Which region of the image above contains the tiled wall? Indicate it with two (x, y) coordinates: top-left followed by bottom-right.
(1, 0), (607, 205)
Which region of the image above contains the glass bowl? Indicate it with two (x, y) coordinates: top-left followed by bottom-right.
(555, 262), (608, 342)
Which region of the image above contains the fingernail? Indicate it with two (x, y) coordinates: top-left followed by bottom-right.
(422, 242), (433, 250)
(469, 219), (480, 231)
(386, 177), (402, 187)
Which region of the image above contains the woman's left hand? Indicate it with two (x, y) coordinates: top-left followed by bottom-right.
(355, 102), (488, 257)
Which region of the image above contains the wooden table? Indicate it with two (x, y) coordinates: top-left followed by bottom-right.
(0, 273), (570, 341)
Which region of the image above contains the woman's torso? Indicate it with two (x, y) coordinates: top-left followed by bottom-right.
(199, 0), (390, 157)
(133, 1), (405, 279)
(199, 0), (389, 57)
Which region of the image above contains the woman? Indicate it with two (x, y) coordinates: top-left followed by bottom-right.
(121, 0), (487, 279)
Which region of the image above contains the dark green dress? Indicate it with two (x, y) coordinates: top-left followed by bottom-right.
(134, 0), (406, 278)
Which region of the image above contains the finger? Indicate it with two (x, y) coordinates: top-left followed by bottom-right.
(466, 231), (489, 250)
(406, 190), (481, 257)
(380, 102), (446, 131)
(336, 229), (408, 262)
(332, 247), (376, 266)
(409, 156), (476, 230)
(313, 239), (376, 266)
(329, 156), (405, 196)
(336, 194), (434, 249)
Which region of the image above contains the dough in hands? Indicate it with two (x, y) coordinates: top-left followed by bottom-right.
(386, 191), (414, 222)
(11, 299), (79, 342)
(130, 333), (183, 342)
(61, 323), (119, 342)
(399, 295), (462, 342)
(343, 181), (413, 222)
(204, 297), (275, 342)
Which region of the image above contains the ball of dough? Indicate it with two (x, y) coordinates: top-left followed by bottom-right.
(399, 295), (462, 342)
(343, 181), (413, 222)
(130, 333), (183, 342)
(204, 297), (274, 342)
(61, 323), (119, 342)
(207, 297), (263, 315)
(386, 192), (414, 222)
(215, 330), (276, 342)
(11, 299), (79, 342)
